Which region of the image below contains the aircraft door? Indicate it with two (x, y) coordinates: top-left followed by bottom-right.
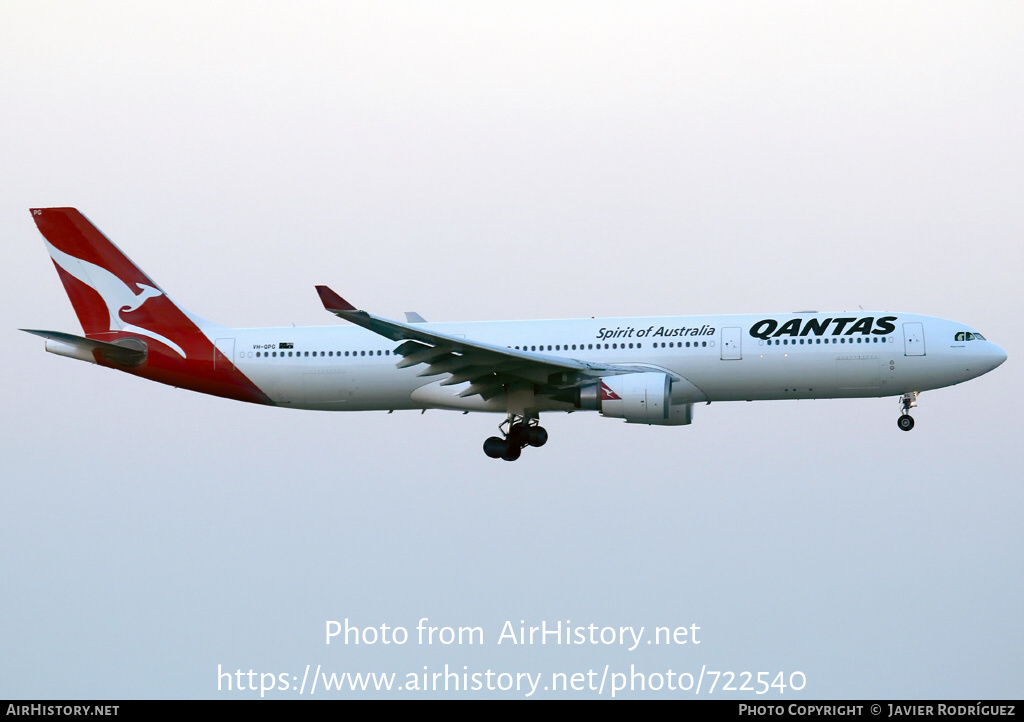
(721, 327), (742, 360)
(214, 337), (235, 370)
(903, 323), (926, 356)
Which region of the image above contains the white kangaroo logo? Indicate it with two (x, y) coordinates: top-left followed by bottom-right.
(121, 283), (162, 313)
(44, 239), (187, 358)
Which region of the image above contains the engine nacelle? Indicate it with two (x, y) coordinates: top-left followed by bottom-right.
(576, 371), (689, 425)
(600, 372), (670, 422)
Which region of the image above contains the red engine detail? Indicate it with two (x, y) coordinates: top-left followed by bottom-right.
(576, 371), (689, 426)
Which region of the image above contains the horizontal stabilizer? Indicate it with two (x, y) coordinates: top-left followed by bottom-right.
(21, 329), (147, 366)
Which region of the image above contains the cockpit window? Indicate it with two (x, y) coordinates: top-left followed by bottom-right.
(956, 331), (986, 341)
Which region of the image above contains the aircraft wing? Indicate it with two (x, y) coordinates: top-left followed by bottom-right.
(315, 285), (638, 401)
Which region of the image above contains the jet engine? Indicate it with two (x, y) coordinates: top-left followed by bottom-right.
(577, 371), (694, 426)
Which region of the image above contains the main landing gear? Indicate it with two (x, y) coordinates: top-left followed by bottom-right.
(897, 392), (917, 431)
(483, 414), (548, 461)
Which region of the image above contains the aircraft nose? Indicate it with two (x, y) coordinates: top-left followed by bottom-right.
(988, 343), (1008, 370)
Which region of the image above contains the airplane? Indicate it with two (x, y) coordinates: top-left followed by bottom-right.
(24, 207), (1007, 461)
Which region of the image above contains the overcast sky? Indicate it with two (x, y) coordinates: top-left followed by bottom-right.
(2, 1), (1022, 699)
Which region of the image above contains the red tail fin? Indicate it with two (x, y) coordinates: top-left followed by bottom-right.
(30, 208), (272, 405)
(31, 207), (211, 358)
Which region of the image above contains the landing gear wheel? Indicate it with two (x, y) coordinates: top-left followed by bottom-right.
(483, 436), (506, 458)
(500, 442), (522, 461)
(898, 414), (915, 432)
(482, 414), (548, 459)
(508, 422), (530, 448)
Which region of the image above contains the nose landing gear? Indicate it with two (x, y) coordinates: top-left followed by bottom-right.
(483, 414), (548, 461)
(897, 392), (918, 431)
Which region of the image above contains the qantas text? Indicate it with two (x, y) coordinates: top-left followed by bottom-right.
(748, 316), (897, 340)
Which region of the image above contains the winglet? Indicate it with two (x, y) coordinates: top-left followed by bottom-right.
(315, 285), (357, 312)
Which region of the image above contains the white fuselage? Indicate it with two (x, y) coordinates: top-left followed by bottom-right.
(224, 312), (1006, 414)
